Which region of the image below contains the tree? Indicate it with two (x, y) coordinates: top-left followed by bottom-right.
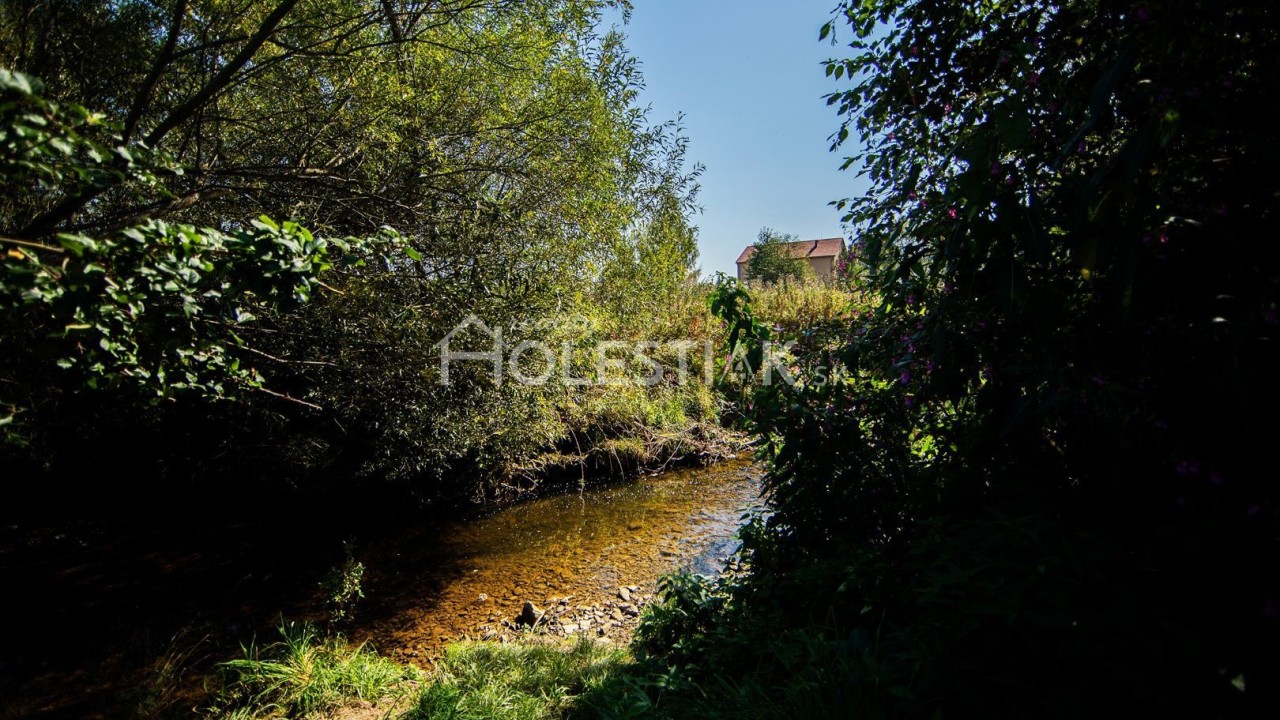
(685, 0), (1280, 715)
(0, 1), (711, 500)
(0, 69), (396, 439)
(744, 227), (809, 285)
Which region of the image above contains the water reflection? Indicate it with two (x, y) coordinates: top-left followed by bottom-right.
(352, 458), (762, 662)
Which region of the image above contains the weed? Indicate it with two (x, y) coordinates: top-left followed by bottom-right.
(206, 621), (416, 720)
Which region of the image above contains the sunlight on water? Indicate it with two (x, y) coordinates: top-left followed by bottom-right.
(351, 458), (763, 662)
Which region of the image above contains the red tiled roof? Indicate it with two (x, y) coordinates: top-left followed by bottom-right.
(735, 237), (845, 265)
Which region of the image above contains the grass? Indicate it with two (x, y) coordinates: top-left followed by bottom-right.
(747, 281), (863, 332)
(206, 622), (419, 720)
(204, 626), (649, 720)
(407, 635), (640, 720)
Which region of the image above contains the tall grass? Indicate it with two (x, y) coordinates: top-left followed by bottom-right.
(407, 635), (636, 720)
(747, 281), (864, 332)
(207, 622), (418, 720)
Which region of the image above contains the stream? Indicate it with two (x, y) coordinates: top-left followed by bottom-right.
(352, 457), (763, 662)
(0, 458), (763, 719)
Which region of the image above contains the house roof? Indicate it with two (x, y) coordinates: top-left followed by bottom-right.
(735, 237), (845, 265)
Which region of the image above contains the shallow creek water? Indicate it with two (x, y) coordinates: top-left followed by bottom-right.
(352, 458), (763, 663)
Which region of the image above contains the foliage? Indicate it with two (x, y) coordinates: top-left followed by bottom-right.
(742, 227), (810, 286)
(321, 542), (366, 629)
(0, 69), (395, 444)
(208, 622), (418, 720)
(633, 0), (1280, 717)
(0, 1), (711, 502)
(631, 572), (726, 663)
(408, 635), (637, 720)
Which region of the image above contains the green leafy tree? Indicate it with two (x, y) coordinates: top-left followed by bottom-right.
(744, 227), (810, 285)
(0, 2), (712, 498)
(654, 1), (1280, 716)
(0, 69), (395, 442)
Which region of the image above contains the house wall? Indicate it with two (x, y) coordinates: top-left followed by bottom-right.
(807, 256), (837, 279)
(738, 255), (839, 282)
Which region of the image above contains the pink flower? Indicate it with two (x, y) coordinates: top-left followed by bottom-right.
(948, 207), (958, 219)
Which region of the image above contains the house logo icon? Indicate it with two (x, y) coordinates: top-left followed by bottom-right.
(433, 315), (503, 385)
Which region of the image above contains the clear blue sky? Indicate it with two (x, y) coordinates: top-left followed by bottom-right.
(606, 1), (865, 277)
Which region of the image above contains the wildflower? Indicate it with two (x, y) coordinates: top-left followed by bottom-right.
(948, 207), (958, 219)
(1028, 71), (1041, 88)
(900, 370), (911, 384)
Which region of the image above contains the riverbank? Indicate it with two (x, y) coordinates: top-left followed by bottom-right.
(206, 627), (639, 720)
(0, 451), (761, 720)
(192, 458), (765, 720)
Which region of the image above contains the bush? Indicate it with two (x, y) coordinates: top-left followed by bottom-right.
(628, 0), (1280, 716)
